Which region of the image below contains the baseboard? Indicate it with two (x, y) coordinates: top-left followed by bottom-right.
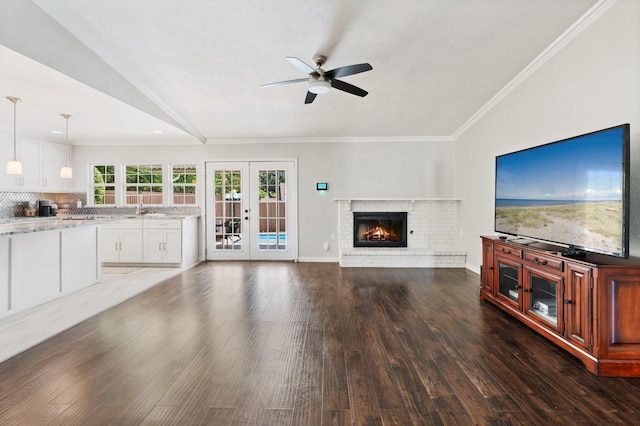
(297, 257), (340, 263)
(466, 263), (480, 274)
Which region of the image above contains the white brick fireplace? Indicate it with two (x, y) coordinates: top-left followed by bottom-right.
(336, 198), (466, 268)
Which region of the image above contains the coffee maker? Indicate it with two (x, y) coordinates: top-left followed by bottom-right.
(38, 199), (53, 217)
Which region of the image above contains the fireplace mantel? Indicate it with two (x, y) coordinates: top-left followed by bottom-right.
(334, 197), (461, 211)
(334, 197), (462, 201)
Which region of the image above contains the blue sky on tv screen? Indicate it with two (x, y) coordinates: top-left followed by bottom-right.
(496, 127), (624, 201)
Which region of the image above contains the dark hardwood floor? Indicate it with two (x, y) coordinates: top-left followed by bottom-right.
(1, 262), (640, 425)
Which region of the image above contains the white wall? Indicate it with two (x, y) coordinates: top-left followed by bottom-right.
(455, 0), (640, 270)
(73, 139), (455, 260)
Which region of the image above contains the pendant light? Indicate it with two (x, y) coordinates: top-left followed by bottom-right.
(60, 113), (73, 179)
(6, 96), (22, 175)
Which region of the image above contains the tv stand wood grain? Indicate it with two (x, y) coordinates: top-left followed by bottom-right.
(481, 236), (640, 377)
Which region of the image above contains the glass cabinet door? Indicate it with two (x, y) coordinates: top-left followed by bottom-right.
(525, 266), (563, 328)
(496, 257), (521, 306)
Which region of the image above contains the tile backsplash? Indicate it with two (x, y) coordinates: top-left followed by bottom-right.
(0, 191), (83, 218)
(0, 191), (200, 219)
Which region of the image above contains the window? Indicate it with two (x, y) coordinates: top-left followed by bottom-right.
(172, 164), (197, 205)
(125, 164), (163, 205)
(92, 165), (116, 205)
(88, 163), (198, 207)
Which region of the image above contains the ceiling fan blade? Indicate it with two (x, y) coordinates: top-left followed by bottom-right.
(326, 63), (372, 79)
(331, 79), (368, 97)
(286, 57), (317, 75)
(305, 91), (317, 104)
(261, 78), (308, 88)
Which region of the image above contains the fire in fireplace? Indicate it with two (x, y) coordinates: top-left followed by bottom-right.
(353, 212), (408, 247)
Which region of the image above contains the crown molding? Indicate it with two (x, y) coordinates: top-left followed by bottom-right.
(203, 135), (455, 145)
(451, 0), (618, 141)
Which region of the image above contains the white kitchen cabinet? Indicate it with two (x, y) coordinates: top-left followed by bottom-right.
(0, 136), (16, 190)
(20, 138), (41, 190)
(143, 219), (182, 264)
(41, 142), (70, 192)
(0, 132), (11, 189)
(0, 137), (41, 190)
(0, 133), (71, 192)
(99, 217), (198, 267)
(11, 230), (61, 312)
(0, 237), (9, 318)
(100, 220), (143, 264)
(61, 226), (99, 293)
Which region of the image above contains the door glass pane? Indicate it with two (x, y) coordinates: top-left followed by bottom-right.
(213, 169), (242, 251)
(529, 274), (558, 325)
(498, 262), (519, 302)
(257, 169), (286, 251)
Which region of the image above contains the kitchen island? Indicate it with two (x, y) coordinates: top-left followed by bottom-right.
(0, 217), (110, 319)
(0, 215), (200, 320)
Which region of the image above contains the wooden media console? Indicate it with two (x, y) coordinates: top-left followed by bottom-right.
(481, 236), (640, 377)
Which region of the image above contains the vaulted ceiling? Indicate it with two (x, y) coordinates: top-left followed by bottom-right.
(0, 0), (601, 145)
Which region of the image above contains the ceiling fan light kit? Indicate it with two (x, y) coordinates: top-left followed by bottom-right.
(308, 78), (331, 94)
(262, 54), (372, 104)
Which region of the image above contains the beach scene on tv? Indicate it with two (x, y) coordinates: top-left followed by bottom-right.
(495, 129), (625, 255)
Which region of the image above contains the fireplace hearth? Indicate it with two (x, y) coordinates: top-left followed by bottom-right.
(353, 212), (407, 248)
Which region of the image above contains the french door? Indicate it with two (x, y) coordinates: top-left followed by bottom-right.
(205, 161), (297, 260)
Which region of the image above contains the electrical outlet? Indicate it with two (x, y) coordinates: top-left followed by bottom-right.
(323, 241), (329, 251)
(330, 233), (335, 240)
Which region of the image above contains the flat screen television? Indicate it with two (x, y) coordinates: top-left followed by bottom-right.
(495, 124), (630, 258)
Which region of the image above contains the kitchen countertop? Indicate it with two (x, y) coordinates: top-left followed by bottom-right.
(0, 214), (199, 236)
(0, 217), (110, 236)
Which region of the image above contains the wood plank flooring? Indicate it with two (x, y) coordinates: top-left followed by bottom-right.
(1, 262), (640, 425)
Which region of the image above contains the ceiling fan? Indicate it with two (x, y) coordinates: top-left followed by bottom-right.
(261, 55), (372, 104)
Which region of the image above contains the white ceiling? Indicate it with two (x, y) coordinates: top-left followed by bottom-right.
(0, 44), (192, 144)
(1, 0), (599, 145)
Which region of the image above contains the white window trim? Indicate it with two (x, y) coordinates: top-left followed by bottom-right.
(169, 163), (198, 207)
(87, 163), (121, 207)
(123, 163), (165, 207)
(88, 163), (199, 207)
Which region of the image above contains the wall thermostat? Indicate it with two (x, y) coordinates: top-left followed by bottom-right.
(316, 182), (328, 191)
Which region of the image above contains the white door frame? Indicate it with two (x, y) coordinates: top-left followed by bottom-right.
(205, 160), (297, 261)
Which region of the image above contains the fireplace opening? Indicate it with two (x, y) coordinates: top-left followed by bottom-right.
(353, 212), (408, 248)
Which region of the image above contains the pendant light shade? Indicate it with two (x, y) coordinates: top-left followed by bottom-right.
(60, 165), (72, 179)
(60, 113), (73, 179)
(6, 96), (22, 175)
(7, 159), (22, 175)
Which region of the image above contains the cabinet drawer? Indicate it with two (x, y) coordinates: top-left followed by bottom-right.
(494, 243), (522, 260)
(523, 251), (563, 272)
(143, 219), (182, 229)
(101, 219), (143, 229)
